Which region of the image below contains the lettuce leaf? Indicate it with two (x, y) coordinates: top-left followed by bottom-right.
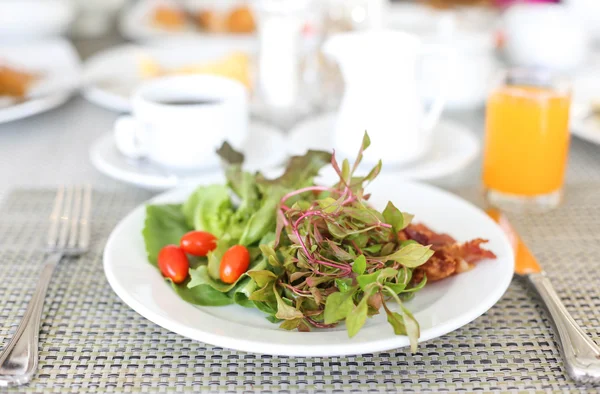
(142, 204), (190, 265)
(167, 278), (232, 306)
(142, 144), (332, 313)
(182, 185), (234, 238)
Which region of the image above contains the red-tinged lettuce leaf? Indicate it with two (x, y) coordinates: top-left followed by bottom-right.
(247, 270), (278, 287)
(384, 243), (434, 268)
(382, 201), (404, 234)
(257, 150), (332, 191)
(323, 286), (357, 324)
(142, 204), (191, 266)
(345, 296), (368, 338)
(216, 141), (244, 166)
(274, 285), (304, 320)
(279, 318), (304, 330)
(351, 131), (371, 174)
(386, 310), (407, 335)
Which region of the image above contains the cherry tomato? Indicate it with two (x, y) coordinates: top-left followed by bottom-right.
(220, 245), (250, 284)
(180, 231), (217, 256)
(158, 245), (189, 284)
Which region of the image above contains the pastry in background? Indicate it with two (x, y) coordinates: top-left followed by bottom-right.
(151, 5), (186, 30)
(138, 52), (252, 89)
(421, 0), (492, 8)
(226, 6), (255, 34)
(194, 5), (255, 34)
(0, 65), (36, 97)
(194, 10), (224, 32)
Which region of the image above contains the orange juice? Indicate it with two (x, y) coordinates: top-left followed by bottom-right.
(483, 85), (570, 196)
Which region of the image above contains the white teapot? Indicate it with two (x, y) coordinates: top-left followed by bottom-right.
(323, 30), (451, 165)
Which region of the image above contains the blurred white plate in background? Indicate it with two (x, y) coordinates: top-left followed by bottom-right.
(0, 0), (75, 39)
(287, 113), (480, 180)
(90, 121), (287, 190)
(570, 73), (600, 146)
(0, 39), (81, 124)
(119, 0), (255, 42)
(82, 37), (256, 113)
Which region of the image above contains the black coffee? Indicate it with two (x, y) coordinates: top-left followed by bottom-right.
(159, 99), (221, 106)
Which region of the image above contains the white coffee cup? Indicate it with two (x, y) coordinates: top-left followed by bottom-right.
(114, 75), (249, 169)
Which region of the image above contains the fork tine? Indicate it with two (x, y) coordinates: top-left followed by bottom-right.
(57, 186), (74, 249)
(78, 184), (92, 251)
(46, 186), (65, 248)
(67, 186), (83, 249)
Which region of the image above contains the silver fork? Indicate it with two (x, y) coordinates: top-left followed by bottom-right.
(0, 185), (91, 387)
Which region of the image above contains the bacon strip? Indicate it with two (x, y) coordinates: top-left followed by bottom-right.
(399, 224), (497, 283)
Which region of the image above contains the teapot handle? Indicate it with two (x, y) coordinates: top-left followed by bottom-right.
(419, 47), (456, 136)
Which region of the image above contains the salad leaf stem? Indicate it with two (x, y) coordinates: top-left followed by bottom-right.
(280, 185), (334, 206)
(279, 282), (312, 296)
(306, 316), (337, 328)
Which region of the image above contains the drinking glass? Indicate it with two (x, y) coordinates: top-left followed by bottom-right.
(482, 68), (571, 212)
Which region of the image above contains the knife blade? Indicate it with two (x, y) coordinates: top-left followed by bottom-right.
(486, 208), (600, 383)
(486, 208), (539, 275)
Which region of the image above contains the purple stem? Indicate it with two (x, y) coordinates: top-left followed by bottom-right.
(280, 186), (337, 206)
(280, 282), (312, 296)
(291, 226), (350, 273)
(341, 195), (357, 205)
(306, 316), (337, 329)
(293, 210), (330, 229)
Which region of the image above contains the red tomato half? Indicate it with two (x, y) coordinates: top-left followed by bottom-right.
(180, 231), (217, 256)
(158, 245), (189, 284)
(220, 245), (250, 284)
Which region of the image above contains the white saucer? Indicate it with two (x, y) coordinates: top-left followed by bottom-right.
(288, 113), (480, 180)
(90, 121), (287, 190)
(570, 74), (600, 146)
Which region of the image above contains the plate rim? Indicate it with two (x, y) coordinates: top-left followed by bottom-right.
(571, 119), (600, 146)
(0, 38), (81, 124)
(569, 73), (600, 146)
(103, 176), (514, 357)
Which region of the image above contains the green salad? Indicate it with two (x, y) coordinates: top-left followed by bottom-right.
(143, 133), (434, 350)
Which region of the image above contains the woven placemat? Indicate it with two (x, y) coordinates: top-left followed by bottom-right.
(0, 184), (599, 393)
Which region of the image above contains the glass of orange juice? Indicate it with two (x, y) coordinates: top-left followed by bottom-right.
(483, 68), (571, 212)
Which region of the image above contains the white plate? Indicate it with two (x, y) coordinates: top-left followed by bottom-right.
(82, 37), (256, 113)
(288, 113), (480, 180)
(119, 0), (255, 42)
(90, 121), (287, 190)
(0, 39), (81, 124)
(0, 0), (75, 38)
(103, 172), (514, 357)
(570, 74), (600, 145)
